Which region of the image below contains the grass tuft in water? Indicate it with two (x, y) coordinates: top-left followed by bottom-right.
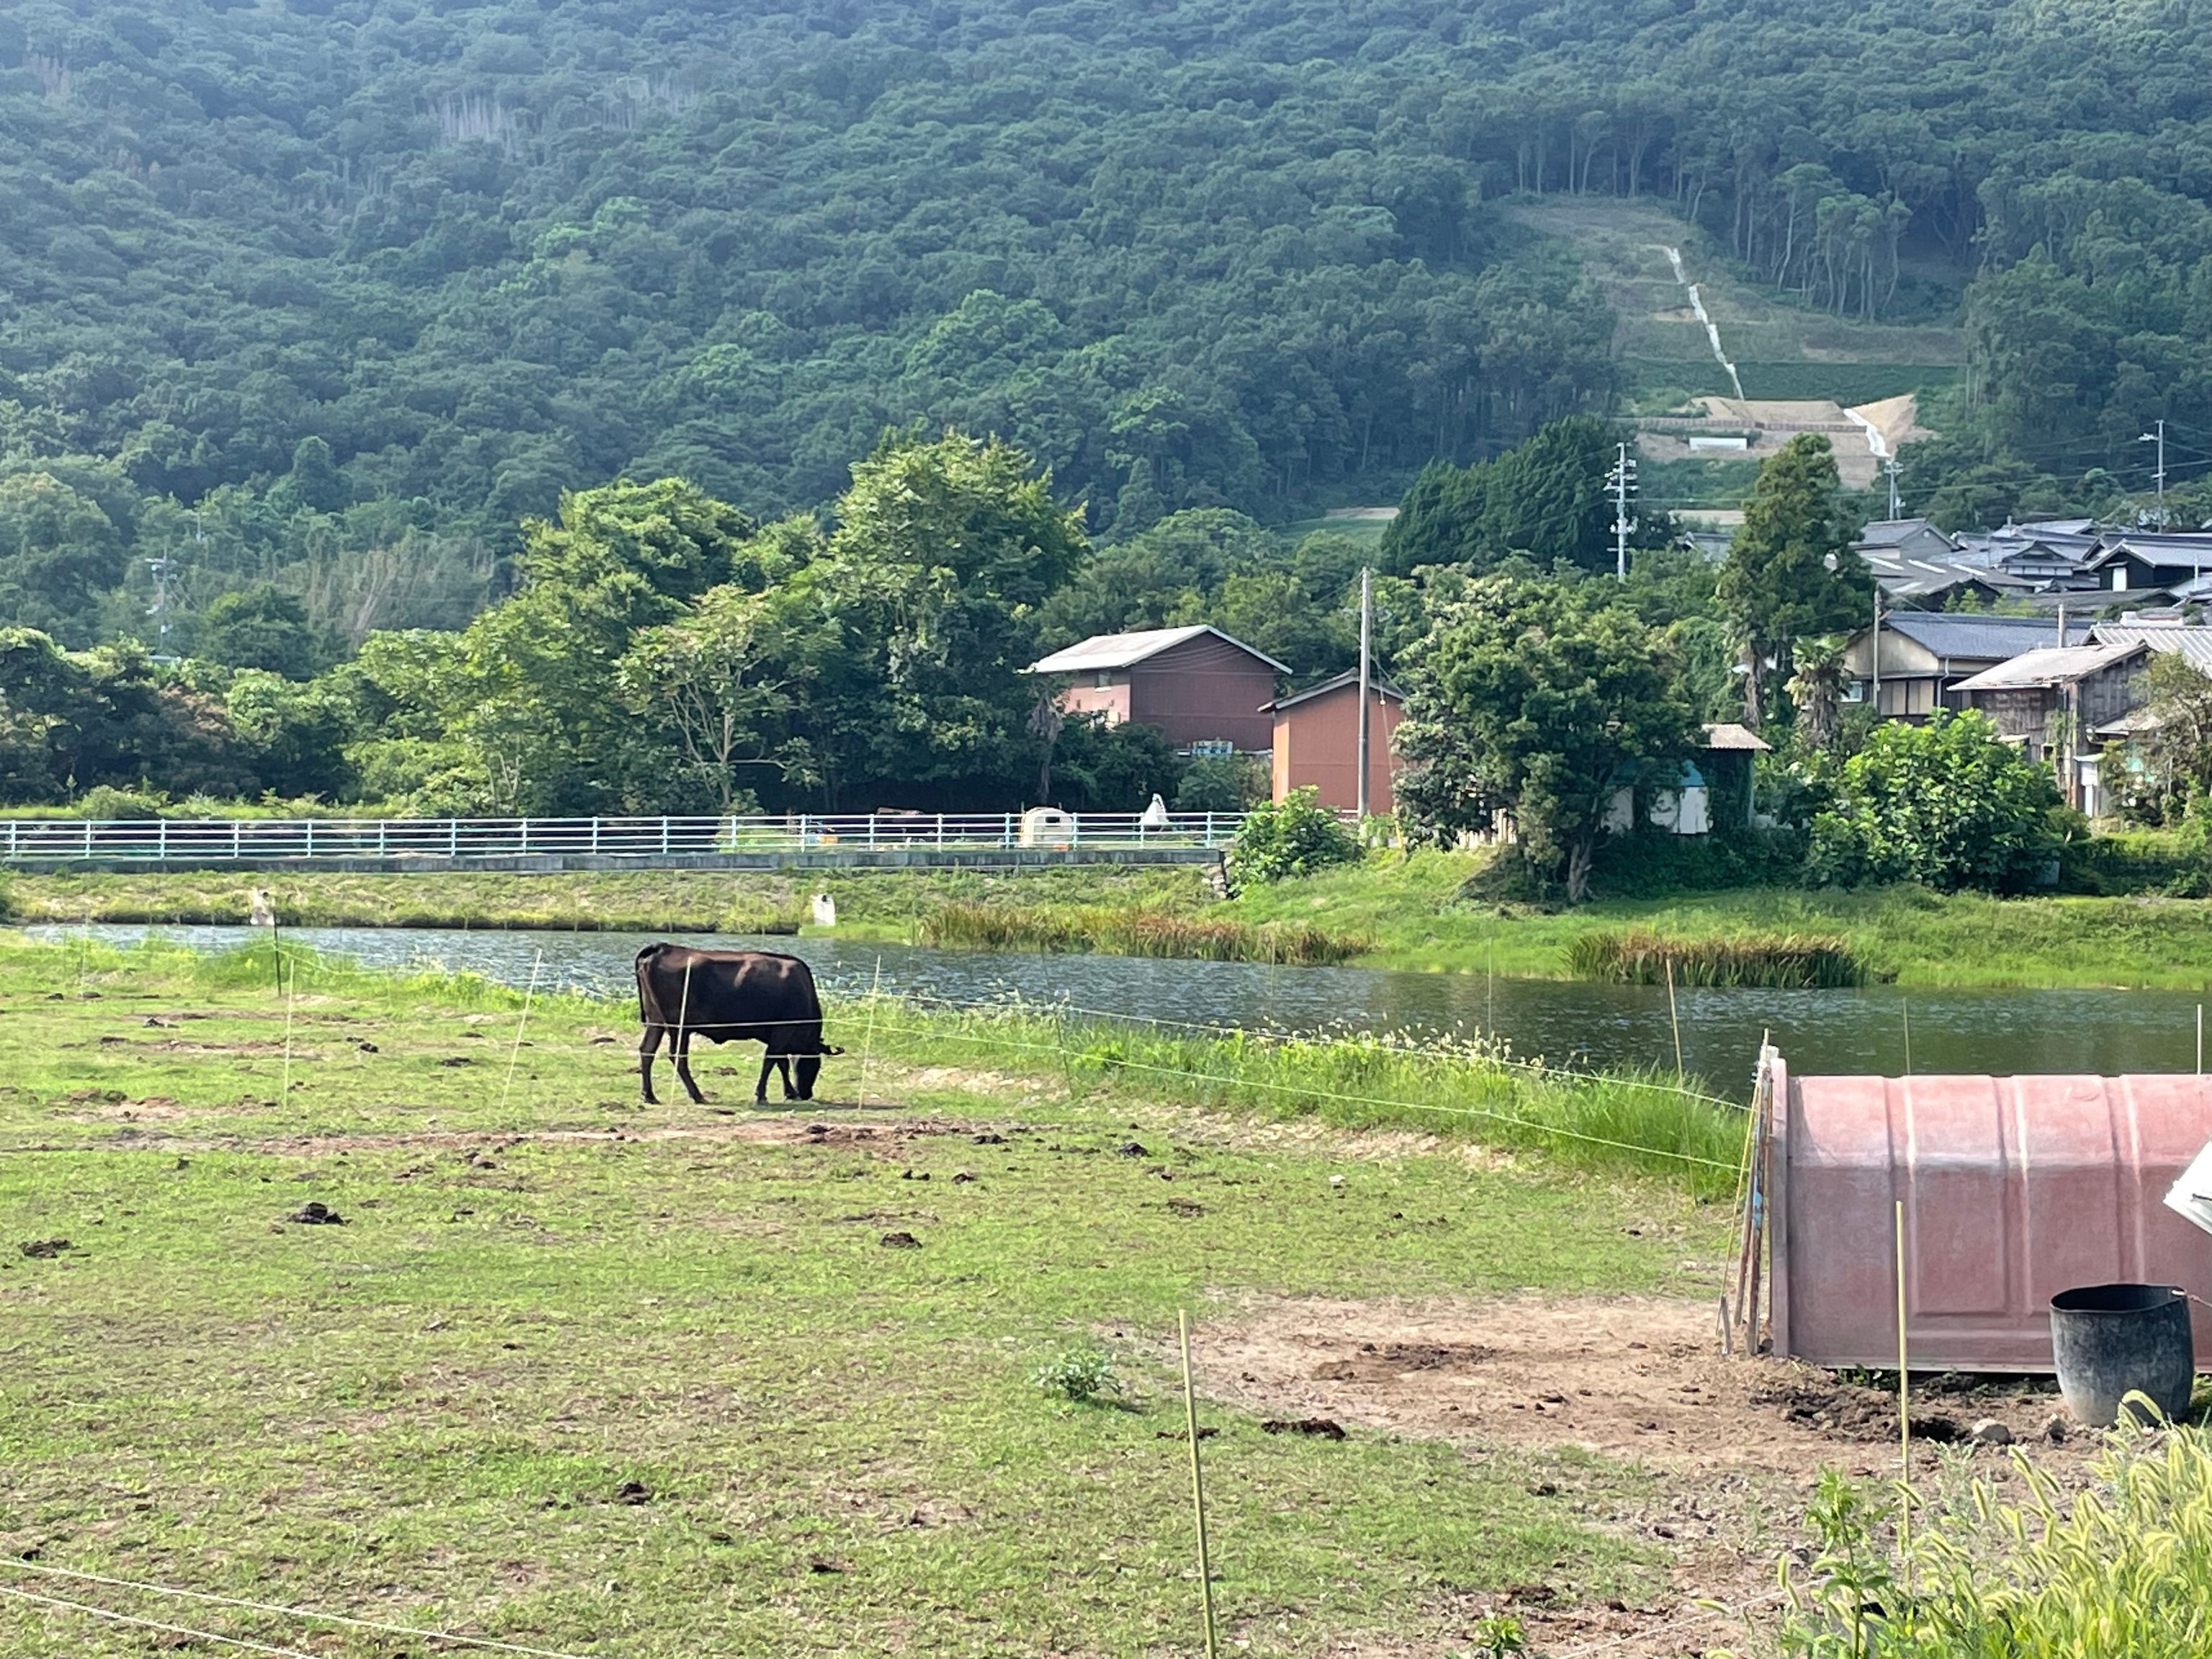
(917, 900), (1368, 966)
(1566, 927), (1866, 989)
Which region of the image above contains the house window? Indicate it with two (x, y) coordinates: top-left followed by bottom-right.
(1187, 739), (1234, 759)
(1094, 670), (1112, 688)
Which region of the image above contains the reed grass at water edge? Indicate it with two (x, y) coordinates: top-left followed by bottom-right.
(917, 901), (1370, 966)
(1567, 927), (1869, 989)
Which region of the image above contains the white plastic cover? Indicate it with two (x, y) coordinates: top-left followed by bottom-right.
(2164, 1138), (2212, 1238)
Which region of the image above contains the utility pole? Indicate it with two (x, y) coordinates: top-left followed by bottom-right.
(1355, 567), (1372, 823)
(1609, 443), (1637, 580)
(1871, 585), (1881, 713)
(1884, 457), (1901, 522)
(145, 552), (174, 659)
(2141, 420), (2167, 527)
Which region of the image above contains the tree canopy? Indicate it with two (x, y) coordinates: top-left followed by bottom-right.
(1395, 572), (1698, 901)
(9, 0), (2212, 647)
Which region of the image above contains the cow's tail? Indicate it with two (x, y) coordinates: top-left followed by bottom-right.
(634, 944), (667, 1028)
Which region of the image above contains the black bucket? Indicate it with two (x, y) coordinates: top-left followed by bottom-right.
(2048, 1283), (2196, 1427)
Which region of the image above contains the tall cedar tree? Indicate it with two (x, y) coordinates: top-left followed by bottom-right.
(1717, 435), (1872, 728)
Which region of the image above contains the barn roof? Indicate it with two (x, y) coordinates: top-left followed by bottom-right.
(1877, 611), (2087, 660)
(1949, 642), (2145, 691)
(1025, 624), (1291, 676)
(1260, 668), (1406, 713)
(2092, 623), (2212, 673)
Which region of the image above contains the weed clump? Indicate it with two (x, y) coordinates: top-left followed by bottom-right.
(1779, 1427), (2212, 1654)
(1031, 1343), (1121, 1405)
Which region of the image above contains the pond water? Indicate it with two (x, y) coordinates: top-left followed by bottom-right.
(30, 923), (2207, 1092)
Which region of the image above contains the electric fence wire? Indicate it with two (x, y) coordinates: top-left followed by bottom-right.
(828, 984), (1755, 1113)
(0, 1582), (323, 1658)
(857, 1013), (1743, 1172)
(0, 1557), (603, 1659)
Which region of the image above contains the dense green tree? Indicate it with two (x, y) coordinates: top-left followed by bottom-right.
(615, 582), (830, 813)
(194, 585), (332, 681)
(1395, 574), (1697, 900)
(1718, 436), (1873, 727)
(343, 477), (760, 813)
(1808, 710), (2064, 892)
(0, 472), (126, 644)
(808, 431), (1089, 807)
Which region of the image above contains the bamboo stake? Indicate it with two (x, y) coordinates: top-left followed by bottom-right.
(1666, 959), (1683, 1078)
(858, 956), (882, 1108)
(675, 962), (693, 1097)
(500, 950), (544, 1114)
(280, 952), (296, 1102)
(1896, 1197), (1912, 1573)
(1179, 1310), (1219, 1659)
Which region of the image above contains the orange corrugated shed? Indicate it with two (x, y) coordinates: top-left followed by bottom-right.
(1769, 1061), (2212, 1370)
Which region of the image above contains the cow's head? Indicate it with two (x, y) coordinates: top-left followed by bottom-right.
(796, 1043), (845, 1100)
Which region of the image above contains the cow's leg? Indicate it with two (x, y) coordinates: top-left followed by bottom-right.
(673, 1028), (707, 1105)
(638, 1022), (662, 1105)
(755, 1049), (775, 1102)
(776, 1053), (798, 1100)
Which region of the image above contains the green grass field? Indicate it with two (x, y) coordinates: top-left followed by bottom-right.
(0, 936), (1722, 1657)
(8, 864), (1212, 934)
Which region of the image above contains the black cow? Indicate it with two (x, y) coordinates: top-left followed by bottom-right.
(634, 944), (842, 1105)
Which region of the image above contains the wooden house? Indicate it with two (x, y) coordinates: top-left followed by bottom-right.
(1950, 641), (2150, 809)
(1841, 611), (2088, 720)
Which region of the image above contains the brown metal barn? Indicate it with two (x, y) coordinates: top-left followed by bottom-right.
(1262, 670), (1404, 813)
(1027, 625), (1287, 753)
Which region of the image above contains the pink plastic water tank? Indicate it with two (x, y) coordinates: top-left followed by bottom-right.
(1768, 1059), (2212, 1371)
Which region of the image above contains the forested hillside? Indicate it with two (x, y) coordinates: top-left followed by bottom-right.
(6, 0), (2212, 651)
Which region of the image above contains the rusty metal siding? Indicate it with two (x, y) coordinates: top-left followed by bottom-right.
(1771, 1064), (2212, 1370)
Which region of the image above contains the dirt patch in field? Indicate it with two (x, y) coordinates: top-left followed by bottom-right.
(1204, 1294), (2079, 1475)
(1200, 1294), (2096, 1656)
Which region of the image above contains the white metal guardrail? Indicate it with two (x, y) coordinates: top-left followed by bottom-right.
(0, 811), (1249, 865)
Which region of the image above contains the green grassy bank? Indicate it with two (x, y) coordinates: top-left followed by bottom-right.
(9, 863), (1211, 934)
(1218, 851), (2212, 989)
(0, 935), (1724, 1656)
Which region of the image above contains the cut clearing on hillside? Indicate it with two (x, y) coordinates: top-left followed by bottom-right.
(1506, 199), (1963, 413)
